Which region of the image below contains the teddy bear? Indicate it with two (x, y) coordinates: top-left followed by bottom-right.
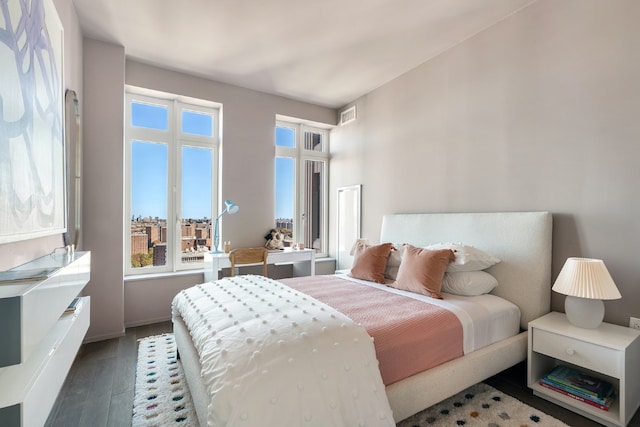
(264, 229), (284, 250)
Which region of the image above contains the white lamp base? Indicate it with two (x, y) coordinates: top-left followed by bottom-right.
(564, 295), (605, 329)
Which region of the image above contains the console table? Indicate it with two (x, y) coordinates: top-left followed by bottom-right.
(0, 251), (91, 427)
(204, 248), (315, 281)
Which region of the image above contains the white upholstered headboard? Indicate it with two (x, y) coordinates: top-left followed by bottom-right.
(380, 212), (552, 329)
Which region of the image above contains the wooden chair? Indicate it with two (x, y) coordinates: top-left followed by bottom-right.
(229, 247), (268, 277)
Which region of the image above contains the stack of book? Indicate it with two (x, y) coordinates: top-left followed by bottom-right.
(64, 297), (80, 314)
(539, 365), (616, 411)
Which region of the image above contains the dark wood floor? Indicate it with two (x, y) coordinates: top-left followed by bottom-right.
(45, 321), (173, 427)
(47, 322), (639, 426)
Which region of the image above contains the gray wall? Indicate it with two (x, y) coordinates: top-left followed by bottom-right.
(329, 0), (640, 327)
(82, 39), (126, 340)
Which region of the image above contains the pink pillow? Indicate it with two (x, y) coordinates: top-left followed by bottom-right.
(350, 242), (393, 284)
(392, 244), (455, 299)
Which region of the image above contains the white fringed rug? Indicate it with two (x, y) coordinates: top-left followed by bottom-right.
(134, 334), (569, 427)
(133, 334), (197, 426)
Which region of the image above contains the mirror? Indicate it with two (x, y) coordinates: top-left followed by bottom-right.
(63, 89), (81, 248)
(336, 185), (361, 270)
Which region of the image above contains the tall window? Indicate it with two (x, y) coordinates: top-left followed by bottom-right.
(275, 121), (329, 255)
(125, 88), (219, 275)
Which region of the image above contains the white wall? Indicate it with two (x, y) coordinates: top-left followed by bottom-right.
(329, 0), (640, 327)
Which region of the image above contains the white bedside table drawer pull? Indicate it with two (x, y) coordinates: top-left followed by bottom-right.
(532, 329), (620, 377)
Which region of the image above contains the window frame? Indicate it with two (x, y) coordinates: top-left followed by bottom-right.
(275, 120), (329, 257)
(125, 87), (220, 276)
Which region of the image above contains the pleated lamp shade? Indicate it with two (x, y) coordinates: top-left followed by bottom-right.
(552, 257), (621, 328)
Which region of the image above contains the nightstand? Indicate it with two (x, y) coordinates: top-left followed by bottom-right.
(528, 312), (640, 427)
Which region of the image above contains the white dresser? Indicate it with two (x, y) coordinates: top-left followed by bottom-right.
(0, 251), (91, 427)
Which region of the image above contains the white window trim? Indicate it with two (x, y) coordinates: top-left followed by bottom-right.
(125, 87), (220, 275)
(275, 120), (329, 257)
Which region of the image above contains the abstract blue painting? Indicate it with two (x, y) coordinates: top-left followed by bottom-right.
(0, 0), (65, 243)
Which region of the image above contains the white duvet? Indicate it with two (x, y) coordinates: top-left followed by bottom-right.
(172, 275), (394, 427)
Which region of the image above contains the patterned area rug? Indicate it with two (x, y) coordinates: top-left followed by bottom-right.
(134, 334), (568, 427)
(133, 334), (197, 426)
(396, 383), (569, 427)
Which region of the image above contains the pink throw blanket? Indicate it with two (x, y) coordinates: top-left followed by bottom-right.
(281, 275), (463, 385)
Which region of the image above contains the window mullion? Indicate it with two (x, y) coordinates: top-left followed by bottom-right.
(166, 100), (177, 272)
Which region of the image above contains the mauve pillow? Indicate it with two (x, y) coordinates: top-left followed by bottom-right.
(392, 244), (455, 299)
(350, 242), (393, 283)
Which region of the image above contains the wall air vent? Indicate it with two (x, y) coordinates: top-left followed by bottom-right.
(339, 106), (356, 125)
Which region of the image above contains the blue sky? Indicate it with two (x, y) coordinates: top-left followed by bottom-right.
(275, 126), (295, 219)
(275, 157), (294, 219)
(131, 102), (292, 220)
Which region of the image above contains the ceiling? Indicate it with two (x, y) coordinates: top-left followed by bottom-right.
(72, 0), (536, 108)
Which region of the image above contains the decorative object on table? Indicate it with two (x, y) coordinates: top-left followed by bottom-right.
(551, 257), (621, 328)
(0, 267), (58, 283)
(264, 228), (284, 250)
(223, 241), (231, 253)
(212, 199), (239, 253)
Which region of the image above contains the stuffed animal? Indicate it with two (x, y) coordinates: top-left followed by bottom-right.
(264, 229), (284, 250)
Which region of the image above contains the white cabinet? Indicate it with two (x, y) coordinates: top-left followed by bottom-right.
(528, 312), (640, 427)
(0, 252), (91, 427)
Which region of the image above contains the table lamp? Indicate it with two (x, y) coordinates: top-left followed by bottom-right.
(213, 199), (239, 253)
(552, 257), (621, 329)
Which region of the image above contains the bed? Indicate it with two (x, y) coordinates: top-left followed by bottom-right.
(172, 211), (553, 425)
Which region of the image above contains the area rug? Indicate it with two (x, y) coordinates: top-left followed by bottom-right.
(133, 334), (197, 426)
(396, 382), (570, 427)
(134, 334), (569, 427)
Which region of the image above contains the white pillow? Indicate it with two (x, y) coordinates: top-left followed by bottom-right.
(384, 243), (406, 280)
(442, 271), (499, 296)
(425, 243), (500, 272)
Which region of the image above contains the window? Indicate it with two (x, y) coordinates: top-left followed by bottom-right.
(274, 121), (329, 255)
(125, 88), (219, 275)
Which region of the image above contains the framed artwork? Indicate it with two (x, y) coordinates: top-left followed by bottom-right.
(0, 0), (66, 244)
(336, 184), (361, 270)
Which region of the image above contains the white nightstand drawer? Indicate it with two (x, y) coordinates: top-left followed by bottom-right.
(533, 328), (620, 378)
